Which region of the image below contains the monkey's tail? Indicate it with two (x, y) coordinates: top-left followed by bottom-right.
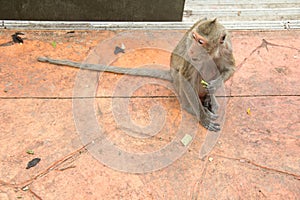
(37, 57), (172, 82)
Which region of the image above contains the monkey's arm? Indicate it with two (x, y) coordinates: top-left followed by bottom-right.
(206, 48), (236, 93)
(37, 57), (173, 82)
(206, 64), (235, 93)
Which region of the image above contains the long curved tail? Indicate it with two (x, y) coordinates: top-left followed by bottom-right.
(37, 57), (172, 82)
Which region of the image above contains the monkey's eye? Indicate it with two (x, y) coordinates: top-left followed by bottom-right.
(192, 32), (205, 45)
(198, 39), (204, 45)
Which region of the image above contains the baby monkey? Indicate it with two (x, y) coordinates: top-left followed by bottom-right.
(38, 18), (235, 132)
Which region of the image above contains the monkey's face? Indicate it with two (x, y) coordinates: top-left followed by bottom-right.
(192, 19), (233, 59)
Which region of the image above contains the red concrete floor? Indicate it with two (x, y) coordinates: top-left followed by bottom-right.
(0, 29), (299, 199)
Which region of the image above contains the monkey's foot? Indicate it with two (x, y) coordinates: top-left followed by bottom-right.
(183, 106), (218, 121)
(204, 107), (218, 120)
(202, 120), (220, 132)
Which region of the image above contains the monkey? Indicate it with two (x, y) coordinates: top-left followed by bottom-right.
(37, 18), (235, 132)
(170, 18), (235, 131)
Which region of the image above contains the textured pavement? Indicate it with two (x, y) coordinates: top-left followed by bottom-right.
(0, 29), (299, 199)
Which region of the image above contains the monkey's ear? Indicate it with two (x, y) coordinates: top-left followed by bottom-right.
(220, 34), (226, 44)
(197, 17), (208, 24)
(211, 18), (217, 24)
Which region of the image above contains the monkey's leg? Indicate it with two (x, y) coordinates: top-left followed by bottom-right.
(179, 75), (220, 132)
(203, 94), (219, 115)
(172, 69), (217, 121)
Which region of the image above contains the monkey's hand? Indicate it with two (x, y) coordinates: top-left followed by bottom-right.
(206, 76), (223, 94)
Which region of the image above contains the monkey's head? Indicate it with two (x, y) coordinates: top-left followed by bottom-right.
(191, 18), (233, 59)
